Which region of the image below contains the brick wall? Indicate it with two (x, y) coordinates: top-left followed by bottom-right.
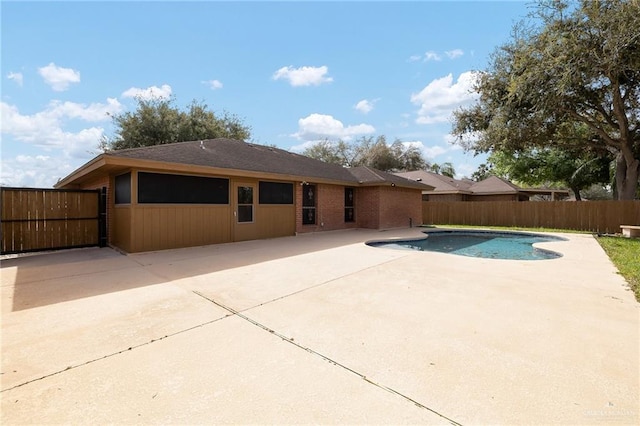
(378, 186), (422, 229)
(296, 183), (359, 233)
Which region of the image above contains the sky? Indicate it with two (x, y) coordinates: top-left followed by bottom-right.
(1, 1), (532, 188)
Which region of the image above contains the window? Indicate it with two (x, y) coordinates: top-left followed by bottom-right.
(237, 186), (253, 223)
(138, 172), (229, 204)
(344, 187), (355, 222)
(114, 172), (131, 204)
(302, 184), (316, 225)
(259, 181), (294, 204)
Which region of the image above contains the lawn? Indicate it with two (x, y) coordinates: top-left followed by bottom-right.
(596, 236), (640, 302)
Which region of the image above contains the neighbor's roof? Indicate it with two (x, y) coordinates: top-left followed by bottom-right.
(56, 138), (431, 190)
(394, 170), (472, 194)
(468, 175), (520, 194)
(394, 170), (570, 197)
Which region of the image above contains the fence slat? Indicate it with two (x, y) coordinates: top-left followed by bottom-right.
(1, 187), (101, 254)
(423, 200), (640, 234)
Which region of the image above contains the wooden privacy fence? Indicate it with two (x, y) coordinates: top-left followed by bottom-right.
(422, 200), (640, 234)
(1, 187), (107, 254)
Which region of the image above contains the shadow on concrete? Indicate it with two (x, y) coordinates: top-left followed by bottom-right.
(1, 229), (399, 312)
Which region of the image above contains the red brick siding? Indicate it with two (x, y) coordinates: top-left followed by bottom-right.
(355, 187), (380, 229)
(378, 186), (423, 229)
(296, 183), (358, 233)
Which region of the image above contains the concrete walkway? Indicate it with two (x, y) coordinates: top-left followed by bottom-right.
(1, 228), (638, 425)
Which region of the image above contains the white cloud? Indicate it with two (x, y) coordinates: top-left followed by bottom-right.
(0, 155), (77, 188)
(38, 63), (81, 91)
(292, 113), (375, 141)
(408, 54), (422, 63)
(1, 99), (120, 160)
(122, 84), (172, 100)
(410, 71), (479, 124)
(423, 51), (442, 62)
(7, 72), (23, 86)
(445, 49), (464, 59)
(402, 140), (449, 160)
(272, 66), (333, 87)
(354, 98), (378, 114)
(203, 79), (223, 90)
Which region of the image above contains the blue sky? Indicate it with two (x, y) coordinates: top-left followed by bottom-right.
(1, 1), (531, 188)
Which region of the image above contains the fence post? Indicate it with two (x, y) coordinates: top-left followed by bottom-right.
(99, 187), (107, 248)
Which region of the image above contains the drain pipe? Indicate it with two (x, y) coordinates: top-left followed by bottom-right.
(409, 217), (413, 228)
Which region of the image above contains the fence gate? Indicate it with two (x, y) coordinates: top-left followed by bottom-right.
(1, 187), (107, 255)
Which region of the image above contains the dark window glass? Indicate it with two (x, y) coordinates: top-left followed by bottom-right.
(344, 187), (355, 222)
(237, 186), (253, 223)
(259, 181), (294, 204)
(302, 184), (316, 225)
(138, 172), (229, 204)
(115, 173), (131, 204)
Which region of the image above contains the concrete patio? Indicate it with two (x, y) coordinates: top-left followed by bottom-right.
(1, 228), (638, 425)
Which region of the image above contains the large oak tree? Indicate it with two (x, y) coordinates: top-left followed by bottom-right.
(105, 97), (251, 150)
(453, 0), (640, 199)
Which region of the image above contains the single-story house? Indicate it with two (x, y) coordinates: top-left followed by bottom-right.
(394, 170), (570, 201)
(55, 138), (433, 253)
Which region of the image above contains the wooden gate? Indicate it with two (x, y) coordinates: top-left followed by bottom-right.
(1, 187), (107, 255)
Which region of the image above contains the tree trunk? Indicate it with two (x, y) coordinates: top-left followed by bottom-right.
(570, 186), (582, 201)
(615, 153), (640, 200)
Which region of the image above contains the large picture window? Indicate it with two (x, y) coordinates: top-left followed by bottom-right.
(259, 181), (294, 204)
(302, 184), (316, 225)
(344, 187), (355, 222)
(115, 172), (131, 204)
(138, 172), (229, 204)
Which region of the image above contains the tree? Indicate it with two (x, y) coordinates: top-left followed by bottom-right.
(105, 97), (251, 150)
(480, 147), (612, 201)
(452, 0), (640, 200)
(302, 135), (428, 172)
(428, 162), (455, 178)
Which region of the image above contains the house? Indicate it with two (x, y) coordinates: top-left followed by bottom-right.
(394, 170), (570, 201)
(55, 138), (433, 253)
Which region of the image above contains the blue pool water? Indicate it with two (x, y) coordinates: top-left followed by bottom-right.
(367, 230), (566, 260)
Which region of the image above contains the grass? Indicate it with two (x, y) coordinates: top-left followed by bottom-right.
(596, 236), (640, 302)
(424, 224), (640, 302)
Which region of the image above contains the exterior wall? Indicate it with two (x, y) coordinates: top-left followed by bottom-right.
(77, 175), (113, 246)
(130, 205), (231, 252)
(469, 194), (520, 202)
(295, 183), (360, 233)
(425, 193), (467, 202)
(355, 187), (381, 229)
(378, 186), (423, 229)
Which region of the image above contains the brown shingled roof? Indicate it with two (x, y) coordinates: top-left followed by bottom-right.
(57, 138), (432, 190)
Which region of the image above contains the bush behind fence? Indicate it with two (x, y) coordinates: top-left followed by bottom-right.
(422, 201), (640, 234)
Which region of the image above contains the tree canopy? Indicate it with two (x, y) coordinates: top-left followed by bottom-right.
(302, 136), (430, 172)
(104, 97), (251, 151)
(475, 147), (612, 200)
(452, 0), (640, 199)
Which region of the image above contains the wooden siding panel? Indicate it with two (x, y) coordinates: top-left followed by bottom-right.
(127, 205), (231, 252)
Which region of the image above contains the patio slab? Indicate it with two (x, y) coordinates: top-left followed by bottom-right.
(1, 229), (638, 425)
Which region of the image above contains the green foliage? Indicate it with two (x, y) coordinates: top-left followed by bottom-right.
(302, 135), (428, 172)
(453, 0), (640, 199)
(479, 147), (612, 200)
(106, 97), (251, 150)
(597, 236), (640, 302)
(428, 162), (455, 178)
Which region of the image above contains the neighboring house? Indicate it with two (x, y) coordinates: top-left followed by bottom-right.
(394, 170), (569, 201)
(55, 138), (432, 253)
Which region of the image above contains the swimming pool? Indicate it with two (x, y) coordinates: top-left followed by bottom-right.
(366, 230), (566, 260)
